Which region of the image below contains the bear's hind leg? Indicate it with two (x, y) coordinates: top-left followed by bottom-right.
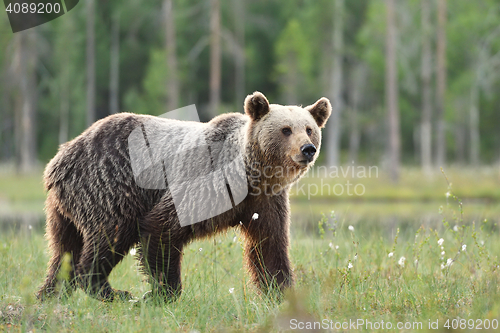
(139, 231), (184, 301)
(37, 201), (83, 301)
(75, 231), (133, 301)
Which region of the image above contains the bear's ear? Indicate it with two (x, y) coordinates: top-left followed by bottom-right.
(244, 91), (270, 121)
(306, 97), (332, 128)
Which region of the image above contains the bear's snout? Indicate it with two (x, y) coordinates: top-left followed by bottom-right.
(301, 143), (317, 162)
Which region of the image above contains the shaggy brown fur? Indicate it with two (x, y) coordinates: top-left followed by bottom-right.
(37, 92), (331, 301)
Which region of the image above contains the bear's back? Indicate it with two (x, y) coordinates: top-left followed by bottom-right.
(45, 113), (168, 226)
(44, 112), (249, 228)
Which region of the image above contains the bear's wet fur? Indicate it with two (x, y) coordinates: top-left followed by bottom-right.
(37, 92), (331, 301)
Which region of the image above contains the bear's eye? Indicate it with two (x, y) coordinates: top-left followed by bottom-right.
(282, 127), (292, 136)
(306, 128), (312, 136)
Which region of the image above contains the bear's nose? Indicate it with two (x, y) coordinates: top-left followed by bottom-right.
(301, 144), (316, 162)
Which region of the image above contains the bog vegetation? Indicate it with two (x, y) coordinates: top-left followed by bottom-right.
(0, 176), (498, 332)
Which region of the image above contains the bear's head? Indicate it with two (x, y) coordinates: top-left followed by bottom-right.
(244, 91), (331, 186)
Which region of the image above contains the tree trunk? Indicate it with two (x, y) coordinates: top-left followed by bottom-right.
(209, 0), (221, 117)
(435, 0), (447, 166)
(420, 0), (432, 173)
(455, 121), (466, 164)
(281, 52), (299, 105)
(13, 30), (37, 173)
(109, 12), (120, 115)
(59, 55), (70, 144)
(348, 63), (366, 164)
(469, 82), (480, 165)
(232, 0), (245, 108)
(86, 0), (96, 127)
(326, 0), (344, 167)
(385, 0), (400, 182)
(2, 45), (14, 161)
(165, 0), (179, 112)
(59, 79), (69, 144)
(468, 28), (500, 165)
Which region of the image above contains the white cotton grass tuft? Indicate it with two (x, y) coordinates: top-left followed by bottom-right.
(348, 225), (354, 232)
(329, 243), (339, 250)
(388, 252), (394, 258)
(252, 213), (259, 220)
(398, 256), (406, 267)
(441, 258), (454, 270)
(438, 238), (444, 246)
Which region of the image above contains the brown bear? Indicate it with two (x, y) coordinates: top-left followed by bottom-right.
(37, 92), (331, 301)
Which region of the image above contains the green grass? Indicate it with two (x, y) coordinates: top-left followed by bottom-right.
(0, 171), (45, 203)
(1, 193), (499, 332)
(1, 168), (499, 331)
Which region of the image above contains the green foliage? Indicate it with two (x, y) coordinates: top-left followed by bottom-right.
(124, 48), (168, 115)
(274, 19), (314, 102)
(2, 0), (500, 165)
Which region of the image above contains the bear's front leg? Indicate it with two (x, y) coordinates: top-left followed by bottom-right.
(241, 195), (294, 295)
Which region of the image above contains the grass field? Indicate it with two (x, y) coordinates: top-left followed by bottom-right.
(1, 186), (499, 332)
(1, 168), (499, 331)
